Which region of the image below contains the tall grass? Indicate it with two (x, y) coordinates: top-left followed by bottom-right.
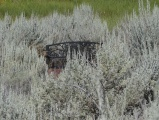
(0, 0), (159, 29)
(1, 0), (159, 120)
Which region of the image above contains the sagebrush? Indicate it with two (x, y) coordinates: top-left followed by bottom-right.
(0, 1), (159, 120)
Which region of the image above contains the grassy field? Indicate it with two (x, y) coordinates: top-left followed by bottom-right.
(0, 0), (159, 29)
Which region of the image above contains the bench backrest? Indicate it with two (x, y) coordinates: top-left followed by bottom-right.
(44, 41), (100, 69)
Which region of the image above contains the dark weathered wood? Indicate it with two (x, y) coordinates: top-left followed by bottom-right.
(44, 41), (100, 69)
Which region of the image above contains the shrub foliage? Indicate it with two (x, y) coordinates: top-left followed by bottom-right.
(0, 1), (159, 120)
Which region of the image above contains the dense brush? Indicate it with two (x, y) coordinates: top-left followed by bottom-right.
(0, 1), (159, 120)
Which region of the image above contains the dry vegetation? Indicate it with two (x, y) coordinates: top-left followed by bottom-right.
(0, 1), (159, 120)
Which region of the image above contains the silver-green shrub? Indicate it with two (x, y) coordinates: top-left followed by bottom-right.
(1, 1), (159, 120)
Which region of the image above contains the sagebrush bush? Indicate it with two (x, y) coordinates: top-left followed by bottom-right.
(1, 1), (159, 120)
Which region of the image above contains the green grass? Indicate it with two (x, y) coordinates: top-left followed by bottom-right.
(0, 0), (75, 17)
(0, 0), (159, 29)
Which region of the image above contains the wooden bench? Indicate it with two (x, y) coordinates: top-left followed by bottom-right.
(44, 41), (101, 76)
